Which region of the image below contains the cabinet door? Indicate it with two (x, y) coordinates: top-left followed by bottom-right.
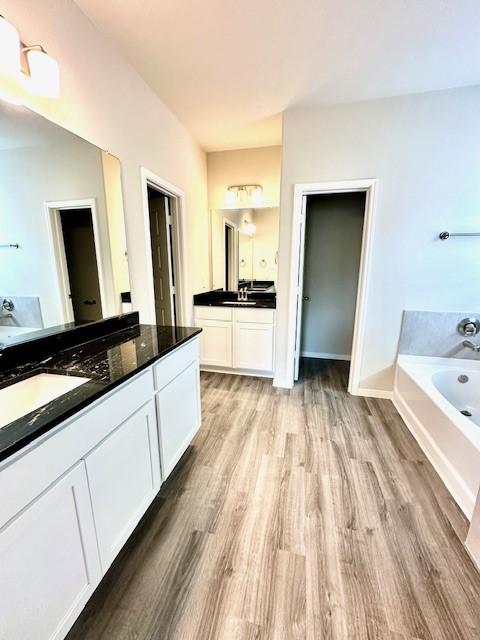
(195, 319), (232, 367)
(234, 322), (275, 371)
(156, 360), (201, 479)
(84, 400), (160, 572)
(0, 462), (101, 640)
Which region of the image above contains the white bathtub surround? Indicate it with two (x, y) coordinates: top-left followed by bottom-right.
(466, 492), (480, 570)
(394, 355), (480, 520)
(398, 310), (480, 360)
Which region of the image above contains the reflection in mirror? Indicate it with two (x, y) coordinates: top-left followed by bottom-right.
(210, 207), (279, 292)
(0, 102), (130, 346)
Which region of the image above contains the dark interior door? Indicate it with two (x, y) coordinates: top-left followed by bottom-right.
(148, 187), (174, 326)
(60, 208), (103, 323)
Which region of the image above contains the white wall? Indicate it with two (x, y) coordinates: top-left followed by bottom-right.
(1, 0), (209, 324)
(207, 146), (281, 210)
(276, 86), (480, 392)
(301, 193), (364, 359)
(0, 140), (113, 327)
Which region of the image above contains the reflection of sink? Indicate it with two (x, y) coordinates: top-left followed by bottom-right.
(0, 373), (90, 429)
(221, 301), (256, 306)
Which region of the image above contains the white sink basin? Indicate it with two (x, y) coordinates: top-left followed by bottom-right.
(221, 301), (256, 306)
(0, 373), (90, 429)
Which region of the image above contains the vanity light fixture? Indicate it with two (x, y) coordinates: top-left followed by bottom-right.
(225, 184), (263, 208)
(0, 15), (60, 102)
(23, 45), (60, 99)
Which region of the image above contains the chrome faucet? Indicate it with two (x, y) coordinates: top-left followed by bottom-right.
(0, 298), (14, 319)
(462, 340), (480, 352)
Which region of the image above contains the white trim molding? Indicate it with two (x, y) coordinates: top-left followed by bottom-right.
(140, 167), (189, 326)
(277, 178), (378, 395)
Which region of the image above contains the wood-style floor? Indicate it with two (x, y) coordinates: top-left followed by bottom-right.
(67, 359), (480, 640)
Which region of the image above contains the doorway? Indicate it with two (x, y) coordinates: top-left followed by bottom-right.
(223, 218), (237, 290)
(285, 179), (377, 394)
(60, 208), (103, 323)
(298, 192), (365, 381)
(46, 198), (108, 325)
(147, 185), (177, 326)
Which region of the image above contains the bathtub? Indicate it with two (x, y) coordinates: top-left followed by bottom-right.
(394, 355), (480, 520)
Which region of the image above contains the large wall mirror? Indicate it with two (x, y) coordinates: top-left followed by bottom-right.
(0, 102), (130, 346)
(210, 207), (279, 292)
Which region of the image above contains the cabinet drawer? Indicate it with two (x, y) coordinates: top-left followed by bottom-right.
(234, 307), (275, 324)
(194, 305), (233, 321)
(154, 337), (199, 390)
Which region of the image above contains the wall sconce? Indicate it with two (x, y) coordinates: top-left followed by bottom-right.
(23, 45), (60, 99)
(225, 184), (263, 208)
(0, 15), (60, 101)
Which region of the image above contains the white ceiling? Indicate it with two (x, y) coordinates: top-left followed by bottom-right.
(75, 0), (480, 151)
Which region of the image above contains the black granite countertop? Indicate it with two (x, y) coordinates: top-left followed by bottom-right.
(193, 289), (276, 309)
(0, 324), (201, 463)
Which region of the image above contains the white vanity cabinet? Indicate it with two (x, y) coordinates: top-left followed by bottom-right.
(154, 338), (201, 479)
(0, 461), (102, 640)
(0, 336), (200, 640)
(84, 399), (160, 572)
(194, 306), (233, 367)
(194, 305), (275, 375)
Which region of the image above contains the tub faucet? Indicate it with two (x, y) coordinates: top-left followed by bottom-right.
(462, 340), (480, 352)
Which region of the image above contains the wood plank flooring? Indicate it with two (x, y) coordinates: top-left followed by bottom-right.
(67, 359), (480, 640)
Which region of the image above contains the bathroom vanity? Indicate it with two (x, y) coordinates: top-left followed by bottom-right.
(193, 290), (276, 376)
(0, 316), (201, 640)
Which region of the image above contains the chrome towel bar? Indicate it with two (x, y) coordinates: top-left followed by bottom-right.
(439, 232), (480, 240)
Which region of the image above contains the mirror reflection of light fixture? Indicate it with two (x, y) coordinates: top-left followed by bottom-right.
(243, 219), (256, 236)
(225, 184), (263, 208)
(0, 16), (21, 77)
(23, 45), (60, 99)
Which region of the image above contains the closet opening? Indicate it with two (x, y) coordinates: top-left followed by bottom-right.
(286, 179), (377, 394)
(296, 192), (365, 385)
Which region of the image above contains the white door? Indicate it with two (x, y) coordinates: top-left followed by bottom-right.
(234, 323), (274, 371)
(294, 195), (308, 381)
(196, 320), (233, 367)
(0, 462), (101, 640)
(84, 400), (160, 572)
(156, 361), (201, 479)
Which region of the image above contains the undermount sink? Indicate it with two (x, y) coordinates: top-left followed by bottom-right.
(221, 301), (256, 306)
(0, 373), (90, 429)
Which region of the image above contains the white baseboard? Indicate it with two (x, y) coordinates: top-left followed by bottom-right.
(200, 366), (274, 379)
(354, 387), (393, 399)
(301, 351), (351, 361)
(393, 392), (474, 520)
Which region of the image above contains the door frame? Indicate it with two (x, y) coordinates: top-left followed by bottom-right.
(141, 168), (188, 325)
(44, 198), (108, 324)
(286, 179), (378, 395)
(222, 216), (238, 290)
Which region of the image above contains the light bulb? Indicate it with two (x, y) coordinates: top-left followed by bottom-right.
(225, 188), (236, 207)
(251, 186), (263, 206)
(26, 48), (60, 98)
(0, 16), (21, 77)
